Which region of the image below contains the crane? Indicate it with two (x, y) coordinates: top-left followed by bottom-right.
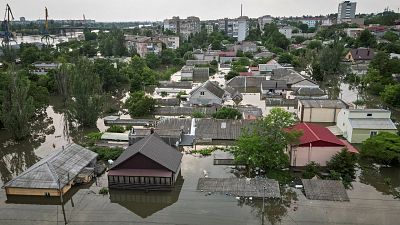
(1, 4), (16, 46)
(41, 7), (55, 45)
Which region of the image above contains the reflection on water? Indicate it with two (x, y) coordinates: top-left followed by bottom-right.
(109, 174), (184, 218)
(359, 162), (400, 196)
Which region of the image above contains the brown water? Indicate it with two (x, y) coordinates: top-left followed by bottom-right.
(1, 94), (400, 225)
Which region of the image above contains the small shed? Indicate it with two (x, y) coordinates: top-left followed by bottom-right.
(4, 144), (97, 197)
(108, 133), (183, 191)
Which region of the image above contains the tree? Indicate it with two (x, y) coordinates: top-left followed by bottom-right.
(278, 53), (294, 64)
(303, 161), (321, 179)
(231, 108), (301, 170)
(212, 107), (242, 119)
(0, 68), (35, 140)
(125, 91), (156, 117)
(381, 84), (400, 107)
(360, 132), (400, 165)
(298, 23), (309, 33)
(145, 53), (161, 69)
(94, 59), (128, 93)
(160, 48), (177, 65)
(225, 71), (239, 80)
(67, 58), (103, 127)
(327, 149), (357, 188)
(317, 40), (348, 98)
(383, 31), (399, 43)
(356, 29), (377, 48)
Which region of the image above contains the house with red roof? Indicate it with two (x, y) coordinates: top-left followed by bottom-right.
(288, 123), (357, 167)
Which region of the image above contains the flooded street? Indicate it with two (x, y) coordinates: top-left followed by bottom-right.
(0, 84), (399, 224)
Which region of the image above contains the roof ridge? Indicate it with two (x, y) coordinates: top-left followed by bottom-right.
(137, 134), (154, 153)
(46, 161), (61, 184)
(304, 123), (320, 141)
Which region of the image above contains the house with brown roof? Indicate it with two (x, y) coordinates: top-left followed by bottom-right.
(108, 133), (183, 190)
(345, 48), (375, 62)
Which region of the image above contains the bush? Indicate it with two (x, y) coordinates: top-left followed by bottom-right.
(212, 107), (242, 119)
(106, 125), (125, 133)
(302, 161), (321, 179)
(99, 187), (109, 195)
(192, 111), (206, 118)
(225, 71), (239, 80)
(86, 132), (103, 140)
(326, 149), (357, 188)
(90, 146), (124, 161)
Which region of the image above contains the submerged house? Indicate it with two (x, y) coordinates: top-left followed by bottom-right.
(288, 123), (357, 167)
(4, 144), (97, 197)
(108, 133), (183, 190)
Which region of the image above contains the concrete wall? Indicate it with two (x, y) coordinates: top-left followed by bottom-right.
(291, 145), (343, 166)
(298, 107), (340, 123)
(351, 129), (398, 144)
(189, 87), (222, 105)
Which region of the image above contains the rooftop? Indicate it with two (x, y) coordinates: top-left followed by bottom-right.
(302, 179), (349, 201)
(290, 123), (344, 146)
(299, 99), (348, 108)
(349, 118), (397, 130)
(4, 144), (97, 189)
(110, 134), (183, 173)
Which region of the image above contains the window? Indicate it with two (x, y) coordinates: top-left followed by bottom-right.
(370, 131), (378, 137)
(200, 91), (205, 96)
(367, 113), (372, 117)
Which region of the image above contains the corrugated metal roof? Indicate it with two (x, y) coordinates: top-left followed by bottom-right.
(110, 134), (183, 173)
(272, 68), (305, 84)
(302, 179), (349, 201)
(291, 123), (344, 146)
(190, 81), (225, 98)
(261, 80), (287, 90)
(156, 118), (192, 133)
(349, 118), (397, 130)
(4, 144), (97, 189)
(293, 87), (325, 96)
(299, 99), (348, 108)
(101, 132), (129, 141)
(195, 119), (253, 140)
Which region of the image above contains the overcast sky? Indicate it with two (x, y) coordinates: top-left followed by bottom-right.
(5, 0), (400, 22)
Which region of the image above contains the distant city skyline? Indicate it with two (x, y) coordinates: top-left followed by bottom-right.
(5, 0), (400, 22)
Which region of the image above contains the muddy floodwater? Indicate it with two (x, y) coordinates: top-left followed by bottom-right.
(0, 93), (400, 224)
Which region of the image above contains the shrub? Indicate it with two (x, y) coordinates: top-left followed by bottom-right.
(192, 111), (206, 118)
(99, 187), (109, 195)
(86, 132), (103, 140)
(326, 149), (357, 188)
(106, 125), (125, 133)
(212, 107), (242, 119)
(90, 146), (124, 161)
(302, 161), (321, 179)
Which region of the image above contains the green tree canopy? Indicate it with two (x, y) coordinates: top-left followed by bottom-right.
(67, 58), (103, 127)
(326, 149), (358, 188)
(212, 107), (242, 119)
(0, 68), (35, 140)
(360, 132), (400, 165)
(125, 91), (156, 117)
(356, 29), (377, 48)
(231, 108), (301, 170)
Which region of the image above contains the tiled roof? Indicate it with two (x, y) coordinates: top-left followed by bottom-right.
(349, 48), (374, 61)
(291, 123), (344, 146)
